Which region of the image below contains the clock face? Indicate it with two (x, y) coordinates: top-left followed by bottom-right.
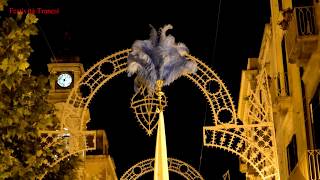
(57, 73), (73, 88)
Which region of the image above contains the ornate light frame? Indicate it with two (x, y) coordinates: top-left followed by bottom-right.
(120, 158), (204, 180)
(39, 49), (280, 179)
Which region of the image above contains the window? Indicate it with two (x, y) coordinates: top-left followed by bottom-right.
(86, 131), (108, 155)
(278, 0), (283, 11)
(310, 84), (320, 149)
(300, 68), (314, 149)
(287, 134), (298, 173)
(293, 0), (313, 7)
(300, 69), (307, 118)
(281, 38), (290, 96)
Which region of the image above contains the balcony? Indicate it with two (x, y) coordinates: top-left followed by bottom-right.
(308, 149), (320, 180)
(273, 72), (292, 114)
(283, 6), (319, 66)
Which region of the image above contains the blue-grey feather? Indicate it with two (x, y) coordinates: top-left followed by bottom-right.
(127, 24), (197, 94)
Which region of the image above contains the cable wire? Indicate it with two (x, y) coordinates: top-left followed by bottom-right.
(24, 0), (56, 60)
(212, 0), (222, 65)
(198, 0), (222, 173)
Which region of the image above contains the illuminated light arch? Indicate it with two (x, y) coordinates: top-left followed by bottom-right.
(120, 158), (204, 180)
(40, 49), (279, 179)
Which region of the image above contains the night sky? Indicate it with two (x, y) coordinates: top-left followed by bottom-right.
(5, 0), (270, 179)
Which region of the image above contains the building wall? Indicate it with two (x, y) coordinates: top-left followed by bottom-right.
(84, 130), (118, 180)
(85, 155), (117, 180)
(238, 0), (320, 179)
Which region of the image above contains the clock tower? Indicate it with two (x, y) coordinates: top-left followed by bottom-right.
(47, 56), (84, 104)
(46, 56), (118, 179)
(45, 30), (118, 179)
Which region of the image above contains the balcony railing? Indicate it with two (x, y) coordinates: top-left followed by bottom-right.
(296, 6), (318, 36)
(284, 6), (318, 63)
(308, 149), (320, 180)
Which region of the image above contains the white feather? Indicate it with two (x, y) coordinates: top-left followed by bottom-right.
(128, 62), (142, 76)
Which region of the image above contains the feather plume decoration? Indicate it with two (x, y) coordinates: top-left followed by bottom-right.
(127, 24), (197, 94)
